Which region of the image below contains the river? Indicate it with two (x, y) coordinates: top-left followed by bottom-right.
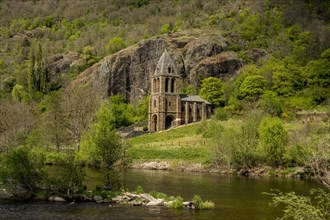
(0, 169), (321, 220)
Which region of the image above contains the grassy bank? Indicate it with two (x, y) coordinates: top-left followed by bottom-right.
(127, 119), (242, 165)
(127, 123), (210, 164)
(127, 114), (328, 177)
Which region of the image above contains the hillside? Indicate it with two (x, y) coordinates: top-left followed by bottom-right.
(0, 0), (329, 175)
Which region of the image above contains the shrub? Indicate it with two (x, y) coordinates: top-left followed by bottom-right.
(134, 185), (144, 194)
(199, 77), (224, 106)
(106, 37), (126, 55)
(266, 189), (330, 220)
(0, 146), (46, 196)
(46, 154), (86, 197)
(239, 75), (268, 100)
(169, 196), (184, 209)
(193, 195), (215, 209)
(258, 91), (283, 117)
(258, 117), (288, 167)
(214, 107), (228, 121)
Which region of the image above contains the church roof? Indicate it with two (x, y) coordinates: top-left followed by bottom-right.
(179, 94), (211, 104)
(154, 50), (178, 76)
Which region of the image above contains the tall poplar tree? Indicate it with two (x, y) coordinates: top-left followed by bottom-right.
(27, 40), (36, 97)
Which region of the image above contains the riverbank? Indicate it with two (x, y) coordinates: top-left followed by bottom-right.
(130, 161), (307, 178)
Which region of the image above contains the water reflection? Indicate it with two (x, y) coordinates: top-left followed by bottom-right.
(0, 169), (322, 220)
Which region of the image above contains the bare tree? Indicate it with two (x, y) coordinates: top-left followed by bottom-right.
(61, 85), (100, 151)
(0, 98), (35, 152)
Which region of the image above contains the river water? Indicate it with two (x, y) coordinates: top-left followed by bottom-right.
(0, 169), (321, 220)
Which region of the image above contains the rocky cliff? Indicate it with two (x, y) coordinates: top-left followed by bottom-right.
(72, 31), (245, 103)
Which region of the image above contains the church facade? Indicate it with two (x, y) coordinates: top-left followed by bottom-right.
(148, 50), (213, 132)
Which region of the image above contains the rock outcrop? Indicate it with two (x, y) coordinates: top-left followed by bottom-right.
(46, 52), (85, 84)
(72, 31), (243, 103)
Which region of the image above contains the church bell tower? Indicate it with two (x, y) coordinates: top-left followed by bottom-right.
(148, 50), (182, 132)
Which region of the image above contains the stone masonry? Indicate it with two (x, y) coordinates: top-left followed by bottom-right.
(148, 50), (213, 132)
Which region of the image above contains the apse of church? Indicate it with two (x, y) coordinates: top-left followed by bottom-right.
(148, 50), (213, 132)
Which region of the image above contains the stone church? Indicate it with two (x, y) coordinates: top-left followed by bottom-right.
(148, 50), (213, 132)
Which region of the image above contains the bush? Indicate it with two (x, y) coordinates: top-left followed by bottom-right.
(169, 196), (184, 209)
(46, 154), (86, 197)
(214, 107), (228, 121)
(134, 185), (144, 194)
(106, 37), (126, 55)
(0, 146), (46, 196)
(258, 117), (288, 167)
(266, 189), (330, 220)
(193, 195), (215, 209)
(258, 91), (283, 117)
(199, 77), (224, 106)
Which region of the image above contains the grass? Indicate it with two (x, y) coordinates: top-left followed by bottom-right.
(127, 123), (211, 163)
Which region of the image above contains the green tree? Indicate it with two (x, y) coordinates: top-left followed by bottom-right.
(239, 75), (267, 100)
(11, 84), (28, 101)
(43, 91), (68, 152)
(304, 48), (330, 88)
(199, 77), (224, 106)
(267, 189), (330, 220)
(258, 116), (288, 167)
(108, 94), (134, 128)
(0, 146), (45, 197)
(106, 37), (126, 55)
(210, 112), (262, 169)
(82, 45), (100, 68)
(47, 154), (85, 197)
(133, 95), (149, 122)
(272, 60), (305, 97)
(258, 91), (283, 117)
(87, 100), (124, 188)
(27, 40), (36, 97)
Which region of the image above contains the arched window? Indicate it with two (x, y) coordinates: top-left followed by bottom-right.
(168, 66), (172, 73)
(154, 99), (156, 108)
(165, 78), (169, 92)
(171, 78), (175, 93)
(153, 79), (156, 93)
(168, 101), (171, 106)
(157, 78), (160, 92)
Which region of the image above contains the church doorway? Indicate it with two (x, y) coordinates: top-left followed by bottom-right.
(165, 115), (174, 130)
(152, 115), (158, 131)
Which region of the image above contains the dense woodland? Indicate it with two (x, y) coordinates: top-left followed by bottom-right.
(0, 0), (329, 217)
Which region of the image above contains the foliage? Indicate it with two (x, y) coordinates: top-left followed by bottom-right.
(160, 21), (179, 34)
(266, 189), (330, 220)
(213, 107), (228, 121)
(199, 77), (224, 106)
(258, 91), (283, 117)
(81, 98), (125, 188)
(134, 185), (144, 194)
(106, 36), (126, 55)
(169, 196), (184, 209)
(11, 84), (28, 101)
(181, 85), (197, 95)
(209, 112), (262, 169)
(132, 96), (149, 122)
(82, 46), (101, 68)
(239, 75), (267, 99)
(46, 154), (86, 197)
(107, 94), (134, 128)
(272, 59), (305, 97)
(193, 195), (215, 209)
(0, 146), (46, 195)
(304, 49), (330, 88)
(258, 116), (288, 167)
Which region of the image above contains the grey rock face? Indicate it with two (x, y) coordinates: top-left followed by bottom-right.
(46, 52), (84, 84)
(73, 32), (242, 103)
